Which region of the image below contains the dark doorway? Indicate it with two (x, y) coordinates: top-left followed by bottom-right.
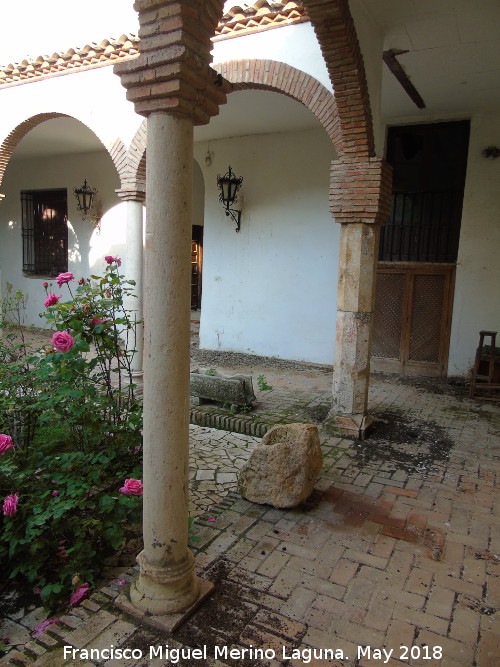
(191, 225), (203, 310)
(372, 121), (470, 377)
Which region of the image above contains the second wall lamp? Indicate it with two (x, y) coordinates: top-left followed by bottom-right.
(217, 166), (243, 232)
(74, 179), (98, 217)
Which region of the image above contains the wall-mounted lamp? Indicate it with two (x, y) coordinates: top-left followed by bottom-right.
(217, 166), (243, 232)
(482, 146), (500, 159)
(74, 179), (98, 216)
(74, 179), (101, 231)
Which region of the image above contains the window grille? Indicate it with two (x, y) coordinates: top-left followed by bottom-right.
(380, 121), (469, 263)
(379, 190), (463, 263)
(21, 189), (68, 276)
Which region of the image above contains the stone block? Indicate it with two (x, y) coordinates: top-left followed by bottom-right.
(238, 424), (323, 508)
(190, 368), (256, 408)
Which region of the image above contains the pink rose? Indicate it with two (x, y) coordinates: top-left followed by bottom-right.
(51, 331), (75, 353)
(69, 582), (89, 606)
(91, 317), (111, 325)
(104, 255), (121, 267)
(3, 493), (19, 516)
(43, 282), (49, 289)
(32, 618), (59, 638)
(55, 272), (74, 287)
(0, 434), (14, 454)
(119, 478), (143, 495)
(44, 294), (62, 307)
(51, 490), (59, 497)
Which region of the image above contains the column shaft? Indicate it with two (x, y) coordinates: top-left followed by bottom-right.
(328, 222), (380, 433)
(130, 112), (198, 614)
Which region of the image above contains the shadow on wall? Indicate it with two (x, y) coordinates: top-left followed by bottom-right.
(88, 201), (128, 276)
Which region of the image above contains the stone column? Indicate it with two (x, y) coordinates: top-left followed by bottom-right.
(325, 157), (392, 438)
(330, 222), (380, 434)
(117, 189), (145, 378)
(113, 0), (228, 618)
(129, 113), (197, 614)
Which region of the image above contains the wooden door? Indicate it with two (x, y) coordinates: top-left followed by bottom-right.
(372, 121), (469, 377)
(371, 264), (455, 377)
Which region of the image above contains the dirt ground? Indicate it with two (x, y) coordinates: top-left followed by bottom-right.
(1, 325), (53, 349)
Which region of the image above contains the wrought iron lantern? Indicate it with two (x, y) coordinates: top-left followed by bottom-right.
(217, 166), (243, 232)
(73, 179), (98, 217)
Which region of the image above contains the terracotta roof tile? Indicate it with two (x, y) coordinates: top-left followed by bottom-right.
(0, 2), (307, 88)
(215, 1), (306, 39)
(0, 34), (140, 88)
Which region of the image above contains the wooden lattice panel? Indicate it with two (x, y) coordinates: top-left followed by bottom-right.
(408, 274), (445, 364)
(372, 264), (454, 377)
(372, 272), (405, 359)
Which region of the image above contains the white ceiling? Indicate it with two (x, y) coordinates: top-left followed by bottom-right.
(9, 1), (500, 159)
(195, 90), (321, 142)
(11, 117), (105, 159)
(359, 0), (500, 118)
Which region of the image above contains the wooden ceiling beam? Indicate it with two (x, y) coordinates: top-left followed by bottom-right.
(383, 48), (426, 109)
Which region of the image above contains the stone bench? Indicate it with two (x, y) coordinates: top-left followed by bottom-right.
(190, 369), (256, 409)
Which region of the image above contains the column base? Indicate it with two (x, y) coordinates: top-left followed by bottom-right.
(323, 411), (374, 440)
(125, 549), (200, 616)
(115, 577), (214, 633)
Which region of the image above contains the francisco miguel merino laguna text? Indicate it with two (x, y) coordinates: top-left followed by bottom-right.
(63, 644), (350, 663)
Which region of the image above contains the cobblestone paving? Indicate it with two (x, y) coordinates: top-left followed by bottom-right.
(1, 372), (499, 667)
(189, 426), (260, 515)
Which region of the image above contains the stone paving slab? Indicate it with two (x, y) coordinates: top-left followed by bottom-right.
(1, 373), (499, 666)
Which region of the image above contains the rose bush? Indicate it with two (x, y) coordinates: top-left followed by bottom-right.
(0, 260), (143, 608)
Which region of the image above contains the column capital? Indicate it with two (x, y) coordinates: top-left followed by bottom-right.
(114, 0), (227, 124)
(329, 156), (392, 225)
(116, 187), (146, 202)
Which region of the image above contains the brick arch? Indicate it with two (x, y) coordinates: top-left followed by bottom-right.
(303, 0), (374, 158)
(121, 119), (147, 194)
(214, 1), (375, 158)
(214, 60), (341, 153)
(121, 0), (374, 175)
(124, 62), (341, 185)
(119, 1), (373, 160)
(0, 112), (128, 191)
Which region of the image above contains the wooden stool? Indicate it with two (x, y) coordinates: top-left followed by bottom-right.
(469, 331), (500, 399)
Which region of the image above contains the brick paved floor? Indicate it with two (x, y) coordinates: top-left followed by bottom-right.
(1, 367), (499, 666)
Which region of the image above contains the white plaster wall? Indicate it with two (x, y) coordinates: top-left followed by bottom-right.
(195, 127), (338, 365)
(1, 150), (120, 327)
(0, 151), (204, 328)
(448, 112), (500, 375)
(212, 22), (332, 93)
